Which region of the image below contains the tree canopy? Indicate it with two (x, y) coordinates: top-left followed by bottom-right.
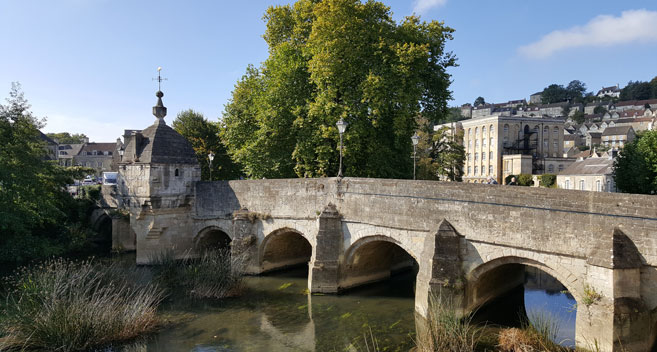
(46, 132), (88, 144)
(541, 80), (586, 104)
(614, 130), (657, 194)
(620, 81), (653, 101)
(0, 83), (98, 263)
(416, 117), (464, 181)
(222, 0), (456, 179)
(473, 96), (485, 106)
(173, 109), (240, 180)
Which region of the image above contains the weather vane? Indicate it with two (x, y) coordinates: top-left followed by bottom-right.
(153, 67), (167, 91)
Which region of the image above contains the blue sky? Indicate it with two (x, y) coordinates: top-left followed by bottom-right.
(1, 0), (657, 142)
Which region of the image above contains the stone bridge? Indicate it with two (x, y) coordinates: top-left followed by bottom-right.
(116, 177), (657, 351)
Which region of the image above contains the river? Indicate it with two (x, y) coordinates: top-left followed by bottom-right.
(115, 265), (576, 351)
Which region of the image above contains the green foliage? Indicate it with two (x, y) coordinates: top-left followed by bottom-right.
(613, 130), (657, 194)
(593, 105), (608, 115)
(565, 80), (587, 103)
(620, 80), (653, 101)
(582, 283), (602, 306)
(572, 110), (586, 124)
(539, 174), (556, 188)
(504, 174), (516, 185)
(222, 0), (457, 179)
(150, 248), (245, 299)
(473, 96), (485, 106)
(415, 294), (482, 352)
(541, 84), (567, 104)
(416, 117), (465, 181)
(45, 132), (88, 144)
(173, 109), (241, 180)
(0, 258), (164, 351)
(517, 173), (534, 186)
(0, 83), (99, 263)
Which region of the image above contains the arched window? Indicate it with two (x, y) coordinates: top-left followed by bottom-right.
(489, 151), (493, 160)
(175, 168), (179, 177)
(469, 140), (472, 148)
(474, 166), (478, 175)
(553, 127), (559, 135)
(490, 124), (494, 135)
(482, 138), (487, 148)
(482, 152), (486, 161)
(607, 180), (611, 192)
(579, 180), (585, 190)
(503, 124), (509, 135)
(543, 126), (549, 135)
(468, 166), (471, 174)
(558, 164), (564, 172)
(489, 165), (493, 175)
(548, 164), (554, 173)
(475, 127), (479, 137)
(490, 137), (494, 147)
(475, 139), (479, 148)
(596, 180), (601, 192)
(482, 126), (487, 136)
(474, 153), (478, 161)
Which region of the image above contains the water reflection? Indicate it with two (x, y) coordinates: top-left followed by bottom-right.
(109, 259), (577, 351)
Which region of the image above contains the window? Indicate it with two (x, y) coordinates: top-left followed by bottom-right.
(579, 180), (585, 190)
(468, 128), (471, 137)
(468, 166), (471, 174)
(558, 164), (564, 172)
(548, 164), (554, 173)
(553, 141), (558, 150)
(467, 153), (471, 161)
(475, 127), (479, 138)
(482, 126), (486, 136)
(482, 152), (485, 161)
(503, 136), (508, 146)
(543, 139), (548, 148)
(490, 137), (494, 147)
(504, 124), (509, 135)
(489, 165), (493, 174)
(482, 138), (486, 147)
(469, 140), (472, 148)
(475, 139), (479, 148)
(565, 179), (570, 189)
(481, 165), (485, 175)
(543, 126), (549, 135)
(474, 166), (478, 175)
(175, 169), (179, 177)
(607, 180), (611, 192)
(489, 151), (493, 160)
(490, 125), (494, 135)
(474, 153), (478, 161)
(596, 180), (601, 192)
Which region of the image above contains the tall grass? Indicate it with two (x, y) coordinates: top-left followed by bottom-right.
(498, 310), (568, 352)
(0, 258), (164, 351)
(150, 248), (245, 299)
(415, 295), (483, 352)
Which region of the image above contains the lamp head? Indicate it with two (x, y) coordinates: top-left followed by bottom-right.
(411, 133), (420, 146)
(336, 118), (348, 134)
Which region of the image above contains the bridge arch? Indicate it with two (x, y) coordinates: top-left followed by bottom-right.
(340, 235), (418, 291)
(194, 226), (232, 251)
(260, 227), (312, 273)
(467, 255), (583, 305)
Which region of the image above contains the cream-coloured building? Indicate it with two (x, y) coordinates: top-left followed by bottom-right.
(556, 156), (616, 192)
(460, 115), (568, 183)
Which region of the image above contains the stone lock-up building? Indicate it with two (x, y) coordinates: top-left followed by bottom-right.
(110, 89), (657, 352)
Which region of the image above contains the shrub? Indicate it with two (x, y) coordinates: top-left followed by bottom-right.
(150, 248), (245, 299)
(415, 294), (482, 352)
(517, 174), (534, 186)
(540, 174), (557, 188)
(0, 258), (164, 351)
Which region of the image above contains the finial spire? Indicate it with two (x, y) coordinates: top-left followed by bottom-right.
(152, 67), (167, 122)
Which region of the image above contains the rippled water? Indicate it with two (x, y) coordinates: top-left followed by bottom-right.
(117, 265), (577, 351)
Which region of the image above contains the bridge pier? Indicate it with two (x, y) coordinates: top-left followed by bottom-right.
(231, 208), (259, 274)
(308, 204), (342, 293)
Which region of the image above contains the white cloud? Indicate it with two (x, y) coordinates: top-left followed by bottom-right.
(412, 0), (447, 15)
(519, 9), (657, 59)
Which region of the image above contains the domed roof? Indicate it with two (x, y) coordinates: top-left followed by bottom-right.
(120, 90), (198, 165)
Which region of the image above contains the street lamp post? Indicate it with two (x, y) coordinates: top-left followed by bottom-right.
(208, 152), (215, 181)
(336, 118), (348, 178)
(411, 133), (420, 180)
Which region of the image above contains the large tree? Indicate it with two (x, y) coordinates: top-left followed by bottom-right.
(222, 0), (456, 179)
(614, 130), (657, 194)
(565, 80), (586, 102)
(473, 96), (485, 106)
(0, 83), (93, 262)
(620, 81), (652, 101)
(173, 109), (240, 180)
(46, 132), (88, 144)
(541, 84), (568, 104)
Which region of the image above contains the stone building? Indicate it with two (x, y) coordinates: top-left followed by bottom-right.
(557, 156), (616, 192)
(529, 92), (542, 104)
(601, 125), (635, 149)
(596, 85), (620, 98)
(39, 131), (58, 161)
(116, 89), (200, 213)
(75, 142), (116, 175)
(461, 115), (570, 183)
(57, 143), (84, 166)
